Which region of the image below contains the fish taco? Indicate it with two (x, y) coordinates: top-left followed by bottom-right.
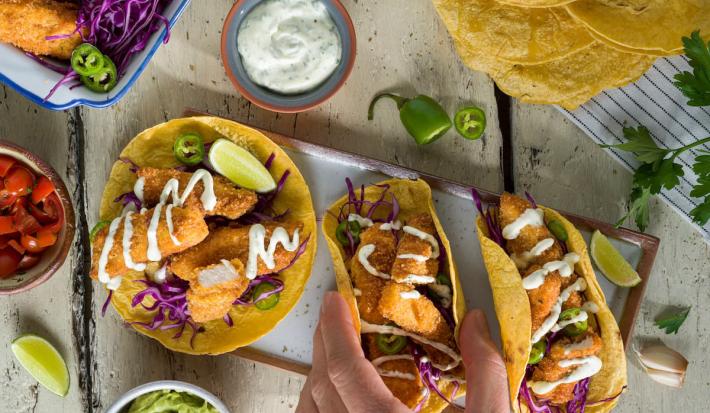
(323, 178), (466, 412)
(90, 116), (316, 354)
(472, 191), (626, 412)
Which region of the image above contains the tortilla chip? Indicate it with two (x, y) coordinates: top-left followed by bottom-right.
(476, 204), (626, 412)
(566, 0), (710, 55)
(322, 178), (466, 412)
(433, 0), (593, 65)
(99, 116), (317, 355)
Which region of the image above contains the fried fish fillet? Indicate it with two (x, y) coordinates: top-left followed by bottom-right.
(137, 167), (258, 219)
(364, 334), (425, 409)
(523, 264), (563, 333)
(390, 214), (439, 284)
(170, 222), (302, 280)
(90, 206), (209, 280)
(499, 192), (564, 269)
(0, 0), (81, 59)
(378, 283), (451, 343)
(185, 258), (250, 323)
(350, 224), (397, 325)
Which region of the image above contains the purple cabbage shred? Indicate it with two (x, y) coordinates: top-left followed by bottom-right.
(412, 345), (458, 409)
(471, 188), (505, 247)
(101, 289), (113, 317)
(119, 157), (140, 173)
(233, 275), (285, 306)
(526, 191), (538, 208)
(114, 191), (142, 210)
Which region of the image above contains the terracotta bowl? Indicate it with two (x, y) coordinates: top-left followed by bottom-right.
(0, 141), (75, 295)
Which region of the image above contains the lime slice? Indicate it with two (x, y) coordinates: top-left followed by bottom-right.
(590, 230), (641, 287)
(11, 334), (70, 397)
(208, 138), (276, 193)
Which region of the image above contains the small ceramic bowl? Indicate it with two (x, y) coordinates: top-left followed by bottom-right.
(0, 141), (75, 295)
(105, 380), (230, 413)
(221, 0), (356, 113)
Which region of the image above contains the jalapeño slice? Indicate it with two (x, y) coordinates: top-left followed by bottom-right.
(559, 307), (588, 336)
(376, 333), (408, 355)
(71, 43), (105, 77)
(89, 220), (111, 243)
(454, 106), (486, 140)
(80, 55), (118, 93)
(173, 133), (205, 166)
(335, 220), (361, 247)
(253, 282), (279, 310)
(529, 339), (546, 365)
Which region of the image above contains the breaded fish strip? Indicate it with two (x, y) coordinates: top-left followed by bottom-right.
(365, 335), (425, 409)
(0, 0), (82, 59)
(524, 264), (562, 333)
(350, 224), (397, 324)
(532, 332), (603, 403)
(137, 167), (258, 219)
(90, 206), (209, 280)
(170, 222), (302, 280)
(391, 214), (439, 283)
(378, 283), (451, 342)
(185, 259), (249, 323)
(499, 192), (564, 269)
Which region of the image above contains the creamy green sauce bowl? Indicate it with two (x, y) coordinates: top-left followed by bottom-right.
(105, 380), (230, 413)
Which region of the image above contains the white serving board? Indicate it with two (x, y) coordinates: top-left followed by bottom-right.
(245, 148), (640, 368)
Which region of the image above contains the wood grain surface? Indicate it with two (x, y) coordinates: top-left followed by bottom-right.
(0, 0), (708, 412)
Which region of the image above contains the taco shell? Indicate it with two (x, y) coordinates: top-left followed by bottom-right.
(476, 205), (626, 412)
(322, 178), (466, 412)
(99, 116), (317, 355)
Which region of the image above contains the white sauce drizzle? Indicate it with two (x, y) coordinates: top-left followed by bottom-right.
(371, 355), (417, 381)
(97, 217), (123, 291)
(400, 290), (421, 299)
(531, 278), (587, 344)
(348, 213), (373, 228)
(146, 203), (164, 261)
(133, 177), (145, 202)
(353, 288), (362, 297)
(563, 336), (595, 356)
(521, 253), (580, 290)
(361, 321), (461, 366)
(402, 225), (439, 259)
(380, 220), (402, 231)
(122, 211), (146, 271)
(511, 238), (555, 269)
(400, 274), (436, 284)
(245, 224), (300, 279)
(357, 244), (391, 280)
(152, 263), (168, 284)
(164, 204), (181, 246)
(502, 208), (545, 240)
(582, 301), (599, 314)
(552, 310), (588, 333)
(529, 356), (602, 395)
(397, 253), (428, 262)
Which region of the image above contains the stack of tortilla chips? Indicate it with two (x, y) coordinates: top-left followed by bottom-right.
(433, 0), (710, 109)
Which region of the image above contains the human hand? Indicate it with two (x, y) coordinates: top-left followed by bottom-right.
(295, 291), (410, 413)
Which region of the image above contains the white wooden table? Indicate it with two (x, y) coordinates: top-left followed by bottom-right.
(1, 1), (709, 412)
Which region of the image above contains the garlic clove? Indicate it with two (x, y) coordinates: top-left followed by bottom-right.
(634, 343), (688, 388)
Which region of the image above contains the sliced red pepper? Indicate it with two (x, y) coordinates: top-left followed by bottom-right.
(0, 156), (16, 177)
(13, 204), (41, 235)
(18, 254), (41, 270)
(40, 193), (64, 234)
(4, 166), (34, 196)
(0, 216), (15, 235)
(8, 239), (25, 254)
(0, 247), (22, 278)
(20, 234), (45, 254)
(28, 202), (54, 224)
(36, 230), (57, 248)
(31, 176), (55, 204)
(0, 190), (17, 209)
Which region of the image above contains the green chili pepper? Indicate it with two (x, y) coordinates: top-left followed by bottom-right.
(454, 106), (486, 140)
(253, 282), (280, 310)
(80, 55), (118, 93)
(528, 339), (546, 365)
(368, 93), (452, 145)
(559, 307), (588, 337)
(89, 220), (111, 243)
(335, 220), (361, 247)
(71, 43), (105, 77)
(435, 273), (452, 288)
(548, 220), (568, 242)
(173, 133), (205, 166)
(376, 333), (408, 355)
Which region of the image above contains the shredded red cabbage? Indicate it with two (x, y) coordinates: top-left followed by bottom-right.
(101, 289), (113, 317)
(411, 345), (458, 410)
(471, 188), (505, 247)
(119, 157), (140, 173)
(25, 52), (71, 74)
(130, 276), (202, 347)
(41, 0), (171, 99)
(526, 191), (538, 209)
(519, 376), (558, 413)
(233, 275), (285, 306)
(566, 378), (590, 413)
(114, 191), (142, 210)
(278, 235), (311, 273)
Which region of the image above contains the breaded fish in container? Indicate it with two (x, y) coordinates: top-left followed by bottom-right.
(323, 178), (466, 413)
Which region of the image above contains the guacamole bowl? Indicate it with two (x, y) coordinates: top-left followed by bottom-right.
(105, 380), (230, 413)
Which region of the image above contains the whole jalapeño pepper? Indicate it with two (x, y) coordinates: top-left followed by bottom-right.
(368, 93), (452, 145)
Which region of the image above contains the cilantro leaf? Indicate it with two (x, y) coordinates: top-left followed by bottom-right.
(632, 159), (684, 194)
(673, 31), (710, 107)
(601, 126), (668, 164)
(690, 197), (710, 225)
(616, 185), (651, 231)
(690, 154), (710, 225)
(655, 307), (691, 335)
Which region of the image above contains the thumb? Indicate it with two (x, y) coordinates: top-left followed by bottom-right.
(459, 309), (510, 413)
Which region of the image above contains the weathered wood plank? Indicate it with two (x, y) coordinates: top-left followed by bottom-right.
(0, 87), (86, 412)
(511, 102), (710, 412)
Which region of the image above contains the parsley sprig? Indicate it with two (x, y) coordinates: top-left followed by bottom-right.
(655, 307), (691, 335)
(602, 31), (710, 231)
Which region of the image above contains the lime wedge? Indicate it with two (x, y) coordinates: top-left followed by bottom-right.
(208, 138), (276, 193)
(590, 230), (641, 287)
(11, 334), (70, 397)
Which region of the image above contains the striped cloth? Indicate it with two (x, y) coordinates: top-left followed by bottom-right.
(559, 56), (710, 241)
